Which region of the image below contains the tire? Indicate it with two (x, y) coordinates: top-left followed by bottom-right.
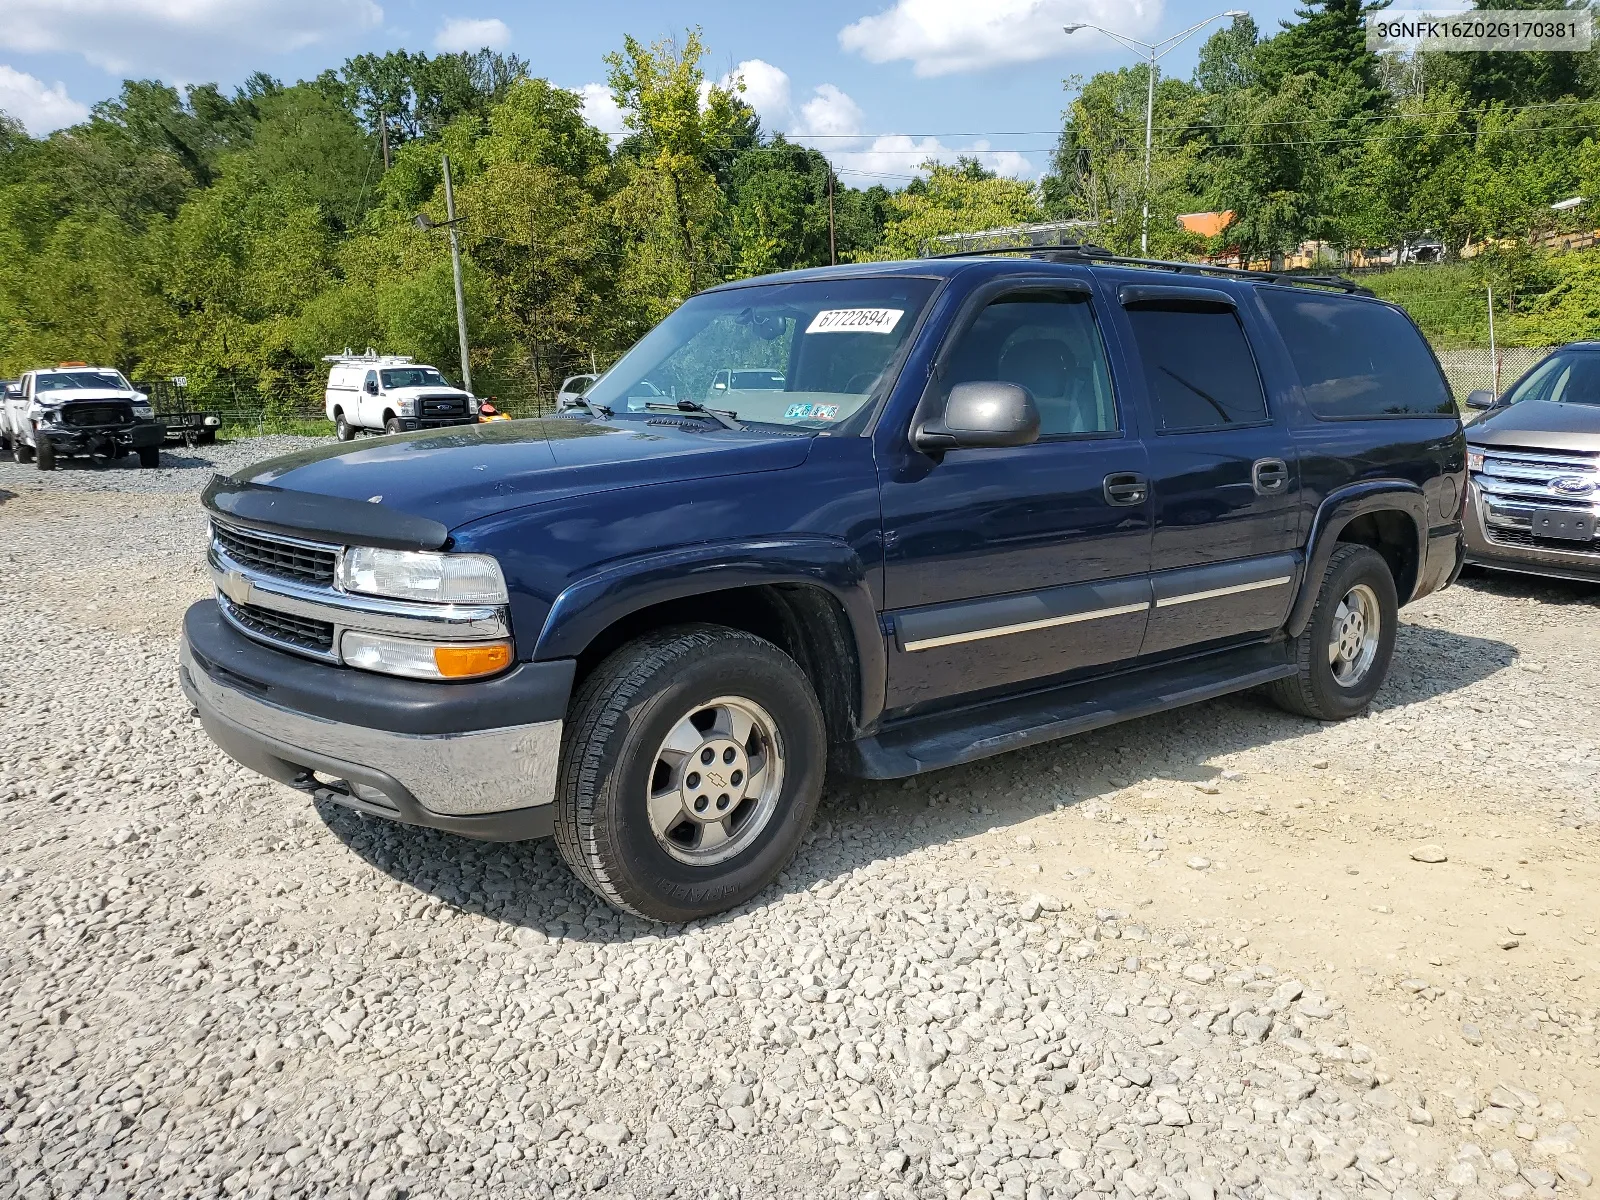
(335, 412), (354, 442)
(554, 624), (827, 922)
(384, 417), (402, 435)
(137, 446), (159, 469)
(15, 438), (33, 464)
(197, 429), (216, 445)
(1267, 543), (1398, 721)
(35, 437), (54, 471)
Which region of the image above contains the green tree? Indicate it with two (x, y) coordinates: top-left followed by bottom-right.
(871, 159), (1041, 260)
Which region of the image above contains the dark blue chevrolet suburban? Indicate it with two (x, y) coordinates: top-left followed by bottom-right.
(181, 248), (1466, 921)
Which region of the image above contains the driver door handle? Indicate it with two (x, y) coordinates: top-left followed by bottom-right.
(1103, 471), (1148, 507)
(1252, 458), (1289, 495)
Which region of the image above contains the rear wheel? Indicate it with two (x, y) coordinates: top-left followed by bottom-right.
(35, 436), (54, 471)
(137, 446), (160, 469)
(554, 625), (827, 922)
(335, 411), (354, 442)
(384, 417), (402, 435)
(1267, 543), (1398, 721)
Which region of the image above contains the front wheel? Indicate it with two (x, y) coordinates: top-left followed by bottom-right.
(554, 625), (827, 922)
(35, 437), (54, 471)
(137, 446), (159, 469)
(384, 417), (402, 435)
(1267, 543), (1398, 721)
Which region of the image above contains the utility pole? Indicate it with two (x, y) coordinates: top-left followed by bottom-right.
(1487, 285), (1499, 397)
(442, 154), (472, 396)
(379, 108), (390, 172)
(828, 170), (837, 266)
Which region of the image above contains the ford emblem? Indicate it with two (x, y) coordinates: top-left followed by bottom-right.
(1550, 474), (1596, 496)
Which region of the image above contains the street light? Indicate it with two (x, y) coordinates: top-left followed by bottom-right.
(1065, 10), (1247, 255)
(413, 154), (474, 396)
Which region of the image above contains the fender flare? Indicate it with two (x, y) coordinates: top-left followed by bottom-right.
(533, 536), (887, 728)
(1287, 480), (1427, 637)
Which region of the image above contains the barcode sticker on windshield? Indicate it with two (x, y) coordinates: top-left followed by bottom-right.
(806, 308), (904, 335)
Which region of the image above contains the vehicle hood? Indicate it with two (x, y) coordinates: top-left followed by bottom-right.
(31, 388), (144, 406)
(1466, 398), (1600, 453)
(229, 417), (816, 530)
(386, 384), (472, 399)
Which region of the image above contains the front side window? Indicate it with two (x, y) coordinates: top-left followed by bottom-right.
(1125, 305), (1268, 432)
(1260, 290), (1454, 418)
(943, 291), (1118, 436)
(1497, 350), (1600, 408)
(585, 276), (940, 429)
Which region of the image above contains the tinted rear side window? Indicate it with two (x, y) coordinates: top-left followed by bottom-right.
(1260, 290), (1454, 418)
(1124, 306), (1269, 431)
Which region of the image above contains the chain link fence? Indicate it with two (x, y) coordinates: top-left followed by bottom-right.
(1432, 346), (1553, 401)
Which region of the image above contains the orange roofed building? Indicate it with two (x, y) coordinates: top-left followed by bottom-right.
(1177, 210), (1235, 239)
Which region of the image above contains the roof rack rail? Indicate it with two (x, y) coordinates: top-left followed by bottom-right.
(924, 241), (1374, 297)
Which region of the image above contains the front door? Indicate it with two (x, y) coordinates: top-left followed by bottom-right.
(361, 369), (381, 427)
(1113, 286), (1302, 657)
(878, 285), (1154, 716)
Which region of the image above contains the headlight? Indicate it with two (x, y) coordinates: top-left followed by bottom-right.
(341, 631), (511, 680)
(398, 398), (416, 416)
(468, 397), (480, 414)
(1467, 450), (1485, 473)
(340, 547), (508, 605)
(132, 404), (154, 418)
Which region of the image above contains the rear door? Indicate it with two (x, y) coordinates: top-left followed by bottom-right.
(1113, 283), (1302, 657)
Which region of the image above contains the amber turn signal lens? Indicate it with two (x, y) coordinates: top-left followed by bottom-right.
(432, 641), (512, 679)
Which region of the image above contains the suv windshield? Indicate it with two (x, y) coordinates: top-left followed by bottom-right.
(585, 276), (940, 428)
(35, 370), (129, 392)
(380, 367), (449, 389)
(1500, 350), (1600, 407)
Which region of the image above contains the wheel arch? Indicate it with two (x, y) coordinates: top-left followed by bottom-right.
(535, 538), (886, 740)
(1287, 481), (1426, 638)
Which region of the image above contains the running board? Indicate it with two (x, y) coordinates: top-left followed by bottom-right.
(845, 644), (1295, 779)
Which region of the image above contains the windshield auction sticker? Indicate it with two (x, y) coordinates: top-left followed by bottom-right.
(806, 308), (905, 334)
(1367, 9), (1591, 51)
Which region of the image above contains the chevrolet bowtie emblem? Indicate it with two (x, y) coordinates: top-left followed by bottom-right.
(221, 570), (252, 606)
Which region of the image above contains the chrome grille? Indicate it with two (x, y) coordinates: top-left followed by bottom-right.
(1474, 446), (1600, 510)
(420, 394), (468, 419)
(212, 522), (338, 587)
(219, 594), (335, 654)
(1483, 525), (1600, 558)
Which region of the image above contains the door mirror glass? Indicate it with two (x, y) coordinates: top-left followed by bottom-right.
(915, 381), (1041, 452)
(1463, 388), (1495, 410)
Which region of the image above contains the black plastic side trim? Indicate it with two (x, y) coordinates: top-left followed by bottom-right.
(202, 474), (450, 551)
(1149, 552), (1299, 604)
(184, 600), (574, 735)
(1287, 480), (1427, 636)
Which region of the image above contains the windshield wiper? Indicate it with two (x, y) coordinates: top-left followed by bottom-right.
(646, 399), (743, 431)
(561, 397), (613, 418)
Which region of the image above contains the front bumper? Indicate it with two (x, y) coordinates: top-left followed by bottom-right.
(397, 416), (477, 431)
(1463, 480), (1600, 582)
(180, 601), (574, 840)
(40, 421), (165, 453)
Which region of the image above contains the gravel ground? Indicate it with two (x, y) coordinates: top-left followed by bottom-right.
(0, 437), (1595, 1200)
(0, 435), (326, 495)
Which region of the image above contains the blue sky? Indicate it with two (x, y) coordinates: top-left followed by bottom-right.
(0, 0), (1322, 185)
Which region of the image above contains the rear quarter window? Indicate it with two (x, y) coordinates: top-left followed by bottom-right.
(1260, 289), (1454, 418)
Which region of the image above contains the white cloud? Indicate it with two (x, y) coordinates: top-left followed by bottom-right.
(785, 80), (1038, 185)
(433, 17), (510, 53)
(0, 0), (383, 76)
(840, 0), (1160, 77)
(722, 59), (792, 130)
(574, 82), (625, 138)
(798, 84), (864, 138)
(0, 65), (89, 134)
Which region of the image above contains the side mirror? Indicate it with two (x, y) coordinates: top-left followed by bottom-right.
(914, 381), (1041, 453)
(712, 381), (727, 391)
(1464, 389), (1495, 410)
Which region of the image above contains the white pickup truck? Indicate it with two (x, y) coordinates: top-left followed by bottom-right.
(3, 365), (165, 470)
(323, 352), (479, 440)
